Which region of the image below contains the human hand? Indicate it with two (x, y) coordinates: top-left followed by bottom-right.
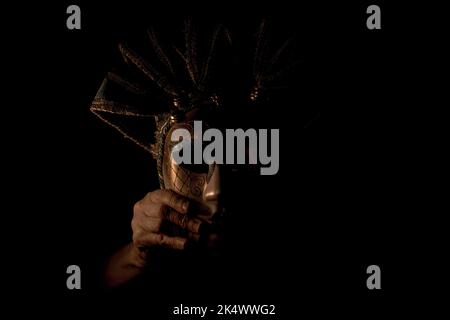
(131, 189), (202, 256)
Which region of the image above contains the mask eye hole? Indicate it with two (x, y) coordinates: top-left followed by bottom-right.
(179, 163), (210, 174)
(226, 164), (260, 176)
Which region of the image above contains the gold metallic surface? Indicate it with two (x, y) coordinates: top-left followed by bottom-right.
(162, 123), (222, 224)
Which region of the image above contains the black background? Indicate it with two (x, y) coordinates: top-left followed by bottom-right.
(4, 0), (446, 317)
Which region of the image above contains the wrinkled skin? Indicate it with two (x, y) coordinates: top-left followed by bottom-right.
(104, 110), (223, 288)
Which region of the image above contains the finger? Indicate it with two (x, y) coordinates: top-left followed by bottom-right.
(163, 208), (202, 233)
(149, 189), (189, 213)
(137, 214), (162, 233)
(136, 232), (187, 250)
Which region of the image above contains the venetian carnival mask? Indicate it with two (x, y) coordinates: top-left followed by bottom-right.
(162, 117), (223, 224)
(90, 19), (297, 225)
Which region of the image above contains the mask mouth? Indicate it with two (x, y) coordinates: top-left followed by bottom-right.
(198, 209), (228, 227)
(211, 207), (228, 226)
(189, 199), (225, 225)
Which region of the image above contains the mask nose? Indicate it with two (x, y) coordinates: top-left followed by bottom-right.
(202, 165), (223, 219)
(203, 165), (222, 202)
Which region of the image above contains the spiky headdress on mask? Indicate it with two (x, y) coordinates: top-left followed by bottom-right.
(90, 19), (297, 185)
